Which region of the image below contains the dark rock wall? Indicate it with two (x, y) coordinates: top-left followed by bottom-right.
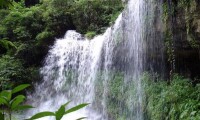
(164, 0), (200, 82)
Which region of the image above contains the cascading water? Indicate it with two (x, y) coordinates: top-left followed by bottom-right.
(118, 0), (164, 119)
(26, 0), (164, 120)
(26, 30), (106, 120)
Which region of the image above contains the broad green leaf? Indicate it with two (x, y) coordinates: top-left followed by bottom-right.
(76, 117), (87, 120)
(13, 105), (34, 111)
(55, 105), (65, 120)
(0, 90), (12, 101)
(12, 84), (30, 94)
(65, 103), (89, 115)
(0, 97), (9, 106)
(0, 97), (7, 105)
(10, 95), (25, 109)
(27, 111), (55, 120)
(55, 101), (70, 120)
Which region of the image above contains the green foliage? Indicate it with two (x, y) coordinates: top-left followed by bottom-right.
(27, 112), (55, 120)
(0, 2), (50, 69)
(0, 4), (44, 41)
(164, 30), (174, 63)
(178, 0), (192, 8)
(11, 84), (30, 94)
(50, 0), (74, 10)
(0, 39), (17, 55)
(27, 102), (88, 120)
(68, 0), (123, 34)
(85, 31), (96, 39)
(0, 55), (26, 90)
(95, 72), (133, 120)
(142, 73), (200, 120)
(95, 72), (200, 120)
(0, 84), (32, 120)
(162, 2), (169, 22)
(0, 0), (13, 9)
(0, 54), (40, 91)
(40, 0), (75, 38)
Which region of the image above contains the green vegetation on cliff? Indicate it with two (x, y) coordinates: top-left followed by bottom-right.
(143, 73), (200, 120)
(95, 72), (200, 120)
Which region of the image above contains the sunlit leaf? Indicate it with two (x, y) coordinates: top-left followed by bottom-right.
(62, 101), (71, 107)
(0, 90), (11, 101)
(65, 103), (89, 115)
(0, 97), (7, 105)
(13, 105), (34, 111)
(12, 84), (30, 94)
(10, 95), (25, 109)
(27, 111), (55, 120)
(55, 101), (70, 120)
(55, 105), (65, 120)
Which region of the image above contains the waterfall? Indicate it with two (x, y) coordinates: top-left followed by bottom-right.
(118, 0), (164, 119)
(26, 0), (164, 120)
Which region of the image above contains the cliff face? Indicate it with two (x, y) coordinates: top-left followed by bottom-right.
(164, 0), (200, 82)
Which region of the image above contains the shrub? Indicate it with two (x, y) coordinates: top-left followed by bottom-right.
(0, 39), (17, 55)
(143, 73), (200, 120)
(69, 0), (124, 34)
(0, 55), (26, 90)
(85, 31), (96, 39)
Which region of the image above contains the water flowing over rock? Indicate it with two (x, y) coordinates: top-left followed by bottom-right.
(26, 0), (164, 120)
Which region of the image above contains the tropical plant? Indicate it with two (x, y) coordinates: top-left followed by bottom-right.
(27, 102), (89, 120)
(0, 84), (33, 120)
(0, 83), (88, 120)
